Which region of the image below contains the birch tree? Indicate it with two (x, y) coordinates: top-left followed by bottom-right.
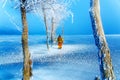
(89, 0), (115, 79)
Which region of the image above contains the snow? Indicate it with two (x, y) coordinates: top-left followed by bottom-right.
(30, 43), (99, 80)
(30, 44), (88, 60)
(0, 35), (120, 80)
(0, 44), (90, 65)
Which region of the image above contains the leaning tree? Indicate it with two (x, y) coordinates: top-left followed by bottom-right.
(89, 0), (115, 79)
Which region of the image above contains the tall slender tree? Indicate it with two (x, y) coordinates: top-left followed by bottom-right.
(20, 0), (32, 80)
(50, 2), (73, 45)
(89, 0), (115, 79)
(42, 5), (50, 49)
(51, 17), (55, 44)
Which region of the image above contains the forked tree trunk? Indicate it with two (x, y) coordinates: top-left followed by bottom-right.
(20, 1), (32, 80)
(42, 8), (49, 50)
(89, 0), (115, 80)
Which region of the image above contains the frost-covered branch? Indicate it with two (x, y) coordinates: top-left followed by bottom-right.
(4, 10), (22, 32)
(2, 0), (8, 8)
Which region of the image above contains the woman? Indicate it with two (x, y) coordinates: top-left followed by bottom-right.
(57, 35), (63, 49)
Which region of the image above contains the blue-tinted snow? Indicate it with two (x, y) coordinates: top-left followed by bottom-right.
(0, 35), (120, 80)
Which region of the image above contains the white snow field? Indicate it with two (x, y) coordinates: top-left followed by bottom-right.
(0, 35), (120, 80)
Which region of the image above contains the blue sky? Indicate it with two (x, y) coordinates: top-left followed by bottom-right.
(0, 0), (120, 35)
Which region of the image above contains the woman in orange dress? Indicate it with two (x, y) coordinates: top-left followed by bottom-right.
(57, 35), (63, 49)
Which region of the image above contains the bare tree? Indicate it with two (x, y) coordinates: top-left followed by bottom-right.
(1, 0), (32, 79)
(33, 0), (73, 48)
(32, 0), (54, 50)
(42, 5), (50, 49)
(20, 0), (32, 80)
(51, 17), (55, 44)
(50, 2), (73, 45)
(89, 0), (115, 79)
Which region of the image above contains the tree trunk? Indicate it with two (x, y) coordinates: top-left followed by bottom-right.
(51, 17), (55, 45)
(62, 23), (64, 38)
(89, 0), (115, 80)
(20, 1), (32, 80)
(42, 8), (49, 50)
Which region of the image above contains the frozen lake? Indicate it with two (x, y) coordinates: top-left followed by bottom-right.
(0, 35), (120, 80)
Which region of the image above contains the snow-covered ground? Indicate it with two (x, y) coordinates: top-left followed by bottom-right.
(0, 35), (120, 80)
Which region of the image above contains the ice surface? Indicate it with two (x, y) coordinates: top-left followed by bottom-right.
(30, 44), (89, 60)
(0, 35), (120, 80)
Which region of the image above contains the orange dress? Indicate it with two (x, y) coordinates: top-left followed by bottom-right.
(57, 36), (63, 49)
